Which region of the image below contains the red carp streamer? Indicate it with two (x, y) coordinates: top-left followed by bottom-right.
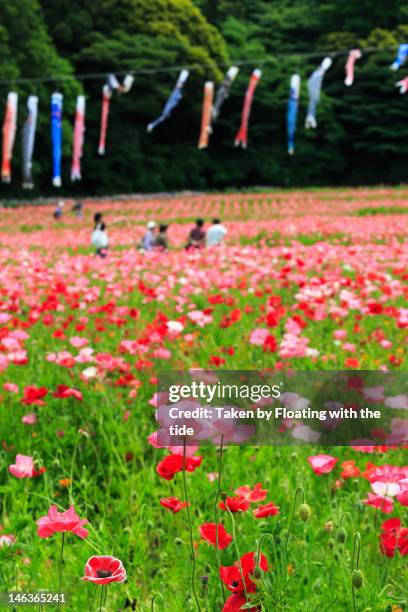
(345, 49), (362, 86)
(98, 85), (112, 156)
(71, 95), (86, 181)
(1, 92), (18, 183)
(234, 69), (262, 148)
(198, 82), (214, 149)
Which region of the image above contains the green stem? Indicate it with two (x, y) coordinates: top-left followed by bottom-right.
(256, 532), (280, 601)
(352, 532), (361, 571)
(57, 532), (65, 598)
(213, 437), (226, 603)
(151, 593), (164, 611)
(283, 487), (305, 559)
(99, 585), (104, 612)
(182, 440), (201, 611)
(339, 511), (353, 529)
(352, 532), (361, 612)
(225, 503), (248, 602)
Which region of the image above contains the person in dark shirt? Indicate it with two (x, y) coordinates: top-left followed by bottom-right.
(72, 200), (83, 218)
(154, 224), (169, 251)
(53, 200), (64, 220)
(186, 218), (205, 249)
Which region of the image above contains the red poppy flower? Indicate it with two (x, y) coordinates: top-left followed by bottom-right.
(220, 552), (268, 593)
(340, 460), (360, 479)
(37, 505), (88, 539)
(156, 454), (202, 481)
(235, 483), (268, 503)
(222, 593), (256, 611)
(82, 556), (126, 584)
(199, 523), (232, 549)
(53, 385), (83, 401)
(219, 496), (250, 513)
(398, 528), (408, 555)
(379, 518), (405, 557)
(345, 357), (359, 368)
(253, 502), (280, 518)
(21, 386), (48, 406)
(160, 497), (187, 513)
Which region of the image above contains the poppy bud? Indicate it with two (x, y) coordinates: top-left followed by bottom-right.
(252, 566), (262, 579)
(298, 503), (311, 522)
(327, 538), (335, 550)
(220, 492), (228, 502)
(351, 570), (364, 590)
(146, 520), (154, 530)
(204, 563), (211, 574)
(173, 537), (183, 546)
(337, 527), (347, 544)
(333, 552), (340, 562)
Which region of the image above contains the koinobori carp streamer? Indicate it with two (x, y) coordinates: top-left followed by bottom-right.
(305, 57), (332, 129)
(395, 76), (408, 94)
(71, 95), (86, 181)
(198, 81), (214, 149)
(147, 70), (189, 133)
(390, 44), (408, 70)
(98, 85), (112, 156)
(287, 74), (301, 155)
(212, 66), (239, 123)
(107, 74), (134, 93)
(234, 69), (262, 148)
(51, 92), (63, 187)
(22, 95), (39, 190)
(1, 92), (18, 184)
(345, 49), (362, 86)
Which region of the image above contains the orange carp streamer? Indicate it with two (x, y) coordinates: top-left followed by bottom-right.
(198, 82), (214, 149)
(1, 92), (18, 183)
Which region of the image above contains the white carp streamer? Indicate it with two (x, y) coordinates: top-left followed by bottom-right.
(22, 95), (39, 189)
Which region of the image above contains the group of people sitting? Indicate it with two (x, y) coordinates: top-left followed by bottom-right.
(90, 213), (227, 257)
(140, 218), (227, 252)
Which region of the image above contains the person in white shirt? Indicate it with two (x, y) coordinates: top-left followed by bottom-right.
(206, 218), (227, 247)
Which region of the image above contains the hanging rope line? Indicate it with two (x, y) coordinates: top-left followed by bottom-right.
(0, 45), (397, 86)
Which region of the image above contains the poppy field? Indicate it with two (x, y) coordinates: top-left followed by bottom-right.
(0, 188), (407, 611)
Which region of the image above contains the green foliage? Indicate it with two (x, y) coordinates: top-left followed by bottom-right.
(0, 0), (407, 196)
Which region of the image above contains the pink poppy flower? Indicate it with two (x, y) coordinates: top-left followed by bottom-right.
(9, 454), (38, 478)
(363, 493), (393, 514)
(22, 413), (37, 425)
(82, 556), (126, 584)
(3, 382), (19, 393)
(249, 328), (269, 346)
(0, 534), (15, 547)
(69, 336), (89, 348)
(307, 454), (338, 475)
(37, 505), (89, 539)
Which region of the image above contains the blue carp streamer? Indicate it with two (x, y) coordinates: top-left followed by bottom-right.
(287, 74), (300, 155)
(390, 44), (408, 70)
(147, 70), (189, 133)
(51, 92), (63, 187)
